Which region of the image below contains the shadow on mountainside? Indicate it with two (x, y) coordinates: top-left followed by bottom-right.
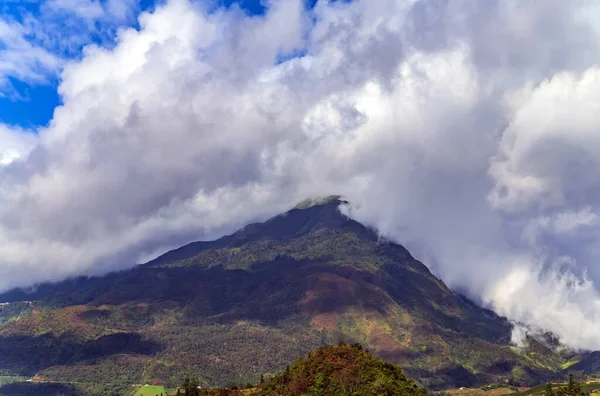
(77, 253), (510, 339)
(0, 332), (161, 375)
(82, 257), (400, 326)
(0, 382), (85, 396)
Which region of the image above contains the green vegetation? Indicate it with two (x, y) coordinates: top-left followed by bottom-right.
(257, 342), (428, 395)
(0, 303), (32, 326)
(541, 375), (584, 395)
(0, 377), (27, 387)
(0, 199), (592, 394)
(179, 343), (427, 396)
(133, 384), (167, 396)
(514, 375), (589, 395)
(561, 360), (580, 370)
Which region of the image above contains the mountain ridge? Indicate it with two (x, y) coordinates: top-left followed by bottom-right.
(146, 196), (379, 267)
(0, 197), (589, 394)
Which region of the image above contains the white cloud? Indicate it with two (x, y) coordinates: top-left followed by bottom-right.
(2, 0), (600, 351)
(0, 18), (63, 95)
(554, 209), (599, 233)
(46, 0), (105, 21)
(489, 68), (600, 213)
(484, 259), (600, 349)
(0, 125), (37, 165)
(522, 208), (599, 247)
(44, 0), (139, 25)
(0, 0), (139, 98)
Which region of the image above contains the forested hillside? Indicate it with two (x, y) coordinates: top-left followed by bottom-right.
(0, 198), (589, 395)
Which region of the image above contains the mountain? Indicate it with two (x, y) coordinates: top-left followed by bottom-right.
(0, 197), (577, 394)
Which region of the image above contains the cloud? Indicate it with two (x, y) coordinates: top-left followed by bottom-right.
(0, 17), (63, 95)
(0, 125), (37, 165)
(44, 0), (139, 27)
(46, 0), (105, 21)
(2, 0), (600, 350)
(0, 0), (139, 99)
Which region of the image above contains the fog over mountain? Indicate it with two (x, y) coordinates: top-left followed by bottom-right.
(2, 0), (600, 350)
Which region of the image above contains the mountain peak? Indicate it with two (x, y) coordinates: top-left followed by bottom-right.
(147, 196), (374, 267)
(293, 195), (345, 210)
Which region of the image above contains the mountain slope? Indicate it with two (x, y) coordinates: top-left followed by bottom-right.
(0, 197), (568, 392)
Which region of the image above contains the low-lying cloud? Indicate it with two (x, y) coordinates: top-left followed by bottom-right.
(2, 0), (600, 350)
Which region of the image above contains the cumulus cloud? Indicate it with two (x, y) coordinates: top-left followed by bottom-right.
(0, 125), (37, 165)
(2, 0), (600, 350)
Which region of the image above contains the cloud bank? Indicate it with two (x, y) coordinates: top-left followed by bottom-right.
(2, 0), (600, 350)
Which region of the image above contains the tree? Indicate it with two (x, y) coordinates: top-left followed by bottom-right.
(545, 383), (555, 396)
(183, 377), (191, 396)
(189, 377), (200, 396)
(564, 374), (584, 396)
(554, 374), (585, 396)
(350, 343), (363, 351)
(282, 365), (290, 383)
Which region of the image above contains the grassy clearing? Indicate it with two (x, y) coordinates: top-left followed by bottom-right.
(446, 387), (517, 395)
(582, 383), (600, 394)
(445, 389), (489, 395)
(514, 382), (600, 395)
(561, 358), (580, 370)
(512, 384), (548, 395)
(132, 384), (167, 396)
(486, 389), (518, 396)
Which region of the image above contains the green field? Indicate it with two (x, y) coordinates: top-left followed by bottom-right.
(0, 376), (28, 386)
(582, 383), (600, 394)
(132, 385), (168, 396)
(516, 382), (600, 395)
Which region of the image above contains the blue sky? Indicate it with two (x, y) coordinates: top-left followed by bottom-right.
(0, 78), (60, 127)
(0, 0), (276, 129)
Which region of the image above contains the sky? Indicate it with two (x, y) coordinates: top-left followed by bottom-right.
(0, 0), (267, 127)
(2, 0), (600, 351)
